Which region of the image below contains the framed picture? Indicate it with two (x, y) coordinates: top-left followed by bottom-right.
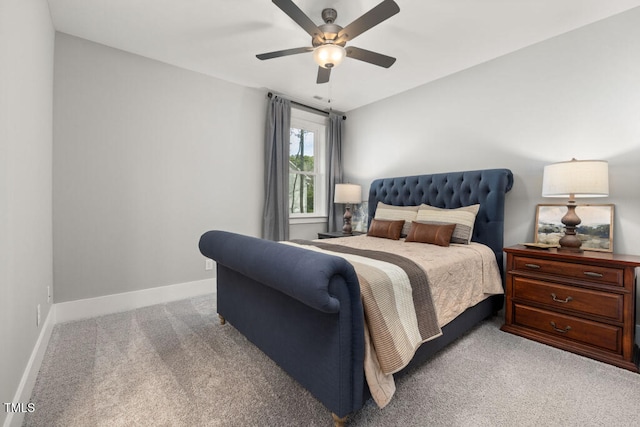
(534, 204), (614, 252)
(351, 201), (369, 232)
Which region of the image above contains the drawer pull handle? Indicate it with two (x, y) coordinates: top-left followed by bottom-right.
(551, 293), (573, 304)
(550, 322), (572, 334)
(584, 271), (604, 278)
(524, 263), (541, 269)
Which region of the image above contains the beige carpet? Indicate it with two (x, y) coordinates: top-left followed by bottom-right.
(25, 294), (640, 426)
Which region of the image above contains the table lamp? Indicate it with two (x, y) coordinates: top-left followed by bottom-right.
(334, 183), (362, 234)
(542, 158), (609, 252)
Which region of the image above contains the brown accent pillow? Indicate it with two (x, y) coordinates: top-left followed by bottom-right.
(367, 219), (405, 240)
(405, 222), (456, 247)
(373, 202), (418, 237)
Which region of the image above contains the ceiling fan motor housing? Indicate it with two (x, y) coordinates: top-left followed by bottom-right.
(313, 23), (344, 47)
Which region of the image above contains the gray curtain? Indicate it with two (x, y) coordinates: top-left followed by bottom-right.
(326, 113), (344, 232)
(262, 96), (291, 241)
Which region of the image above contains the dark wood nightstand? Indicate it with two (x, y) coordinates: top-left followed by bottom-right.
(502, 245), (640, 372)
(317, 231), (366, 239)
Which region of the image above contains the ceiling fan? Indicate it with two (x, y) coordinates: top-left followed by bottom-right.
(256, 0), (400, 84)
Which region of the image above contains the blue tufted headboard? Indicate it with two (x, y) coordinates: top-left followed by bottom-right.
(368, 168), (514, 271)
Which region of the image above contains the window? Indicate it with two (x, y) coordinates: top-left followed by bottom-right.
(289, 108), (327, 219)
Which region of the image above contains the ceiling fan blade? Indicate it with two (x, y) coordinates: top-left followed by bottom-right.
(256, 46), (314, 60)
(272, 0), (323, 42)
(316, 66), (331, 84)
(346, 46), (396, 68)
(335, 0), (400, 43)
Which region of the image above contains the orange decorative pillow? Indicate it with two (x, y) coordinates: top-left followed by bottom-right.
(405, 222), (456, 247)
(367, 219), (405, 240)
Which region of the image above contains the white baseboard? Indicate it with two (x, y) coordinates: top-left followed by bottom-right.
(3, 306), (56, 427)
(55, 278), (216, 324)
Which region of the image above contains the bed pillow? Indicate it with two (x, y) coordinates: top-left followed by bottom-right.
(405, 222), (456, 247)
(367, 219), (405, 240)
(415, 204), (480, 244)
(374, 202), (418, 237)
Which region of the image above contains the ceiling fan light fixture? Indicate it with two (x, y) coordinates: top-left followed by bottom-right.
(313, 44), (346, 69)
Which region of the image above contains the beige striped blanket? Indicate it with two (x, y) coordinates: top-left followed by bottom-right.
(286, 240), (443, 407)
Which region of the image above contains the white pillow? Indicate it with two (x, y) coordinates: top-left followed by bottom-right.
(374, 202), (418, 237)
(415, 204), (480, 244)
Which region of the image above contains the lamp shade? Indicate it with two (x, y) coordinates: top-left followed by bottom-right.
(542, 159), (609, 198)
(313, 44), (346, 69)
(334, 184), (361, 204)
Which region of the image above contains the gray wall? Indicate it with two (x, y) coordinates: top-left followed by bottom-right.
(344, 8), (640, 322)
(290, 221), (327, 240)
(0, 0), (55, 421)
(53, 34), (266, 302)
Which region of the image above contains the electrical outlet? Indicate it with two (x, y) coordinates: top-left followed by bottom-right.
(205, 259), (214, 271)
(37, 304), (41, 327)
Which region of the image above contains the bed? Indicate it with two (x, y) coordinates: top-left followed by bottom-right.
(198, 168), (513, 425)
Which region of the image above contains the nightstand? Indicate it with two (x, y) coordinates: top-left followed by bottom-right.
(317, 231), (365, 239)
(502, 245), (640, 372)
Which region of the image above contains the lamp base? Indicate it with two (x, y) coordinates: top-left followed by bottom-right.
(558, 201), (583, 253)
(342, 206), (353, 235)
(558, 237), (583, 253)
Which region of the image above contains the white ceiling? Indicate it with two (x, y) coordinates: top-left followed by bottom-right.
(47, 0), (640, 112)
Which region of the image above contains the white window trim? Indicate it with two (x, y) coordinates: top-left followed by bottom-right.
(289, 107), (328, 219)
(289, 216), (329, 225)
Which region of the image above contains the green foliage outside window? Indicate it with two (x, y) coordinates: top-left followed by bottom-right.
(290, 128), (315, 214)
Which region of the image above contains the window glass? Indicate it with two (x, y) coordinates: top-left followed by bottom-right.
(289, 108), (327, 218)
(289, 128), (315, 213)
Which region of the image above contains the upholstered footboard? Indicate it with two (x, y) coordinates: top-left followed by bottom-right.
(199, 230), (367, 419)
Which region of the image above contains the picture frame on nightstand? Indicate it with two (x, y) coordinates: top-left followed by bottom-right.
(351, 201), (369, 233)
(534, 204), (614, 252)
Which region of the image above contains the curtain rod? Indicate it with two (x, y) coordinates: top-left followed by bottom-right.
(267, 92), (346, 121)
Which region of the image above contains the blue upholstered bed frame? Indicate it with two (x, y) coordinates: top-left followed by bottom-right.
(199, 168), (513, 423)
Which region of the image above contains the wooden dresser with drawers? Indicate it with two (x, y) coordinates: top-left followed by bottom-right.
(502, 245), (640, 372)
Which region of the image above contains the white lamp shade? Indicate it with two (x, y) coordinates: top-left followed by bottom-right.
(334, 184), (362, 204)
(542, 159), (609, 198)
(313, 44), (346, 69)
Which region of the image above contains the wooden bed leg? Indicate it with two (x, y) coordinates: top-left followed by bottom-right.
(218, 314), (226, 325)
(331, 413), (348, 427)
